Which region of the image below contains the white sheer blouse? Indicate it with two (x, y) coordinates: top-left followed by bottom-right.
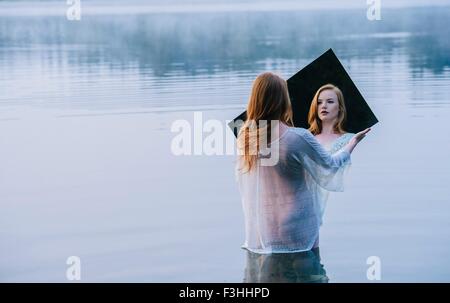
(308, 133), (354, 226)
(235, 127), (352, 254)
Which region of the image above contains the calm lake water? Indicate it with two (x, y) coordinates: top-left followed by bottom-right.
(1, 1), (450, 282)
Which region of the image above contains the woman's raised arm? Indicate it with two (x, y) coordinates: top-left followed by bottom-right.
(287, 128), (369, 191)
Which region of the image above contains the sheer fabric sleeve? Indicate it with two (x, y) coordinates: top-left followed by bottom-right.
(287, 128), (351, 192)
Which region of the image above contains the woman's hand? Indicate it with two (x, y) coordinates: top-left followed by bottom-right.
(345, 128), (371, 154)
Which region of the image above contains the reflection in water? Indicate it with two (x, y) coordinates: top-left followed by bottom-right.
(243, 248), (328, 283)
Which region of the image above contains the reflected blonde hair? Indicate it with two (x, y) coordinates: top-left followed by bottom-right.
(308, 84), (347, 135)
(237, 72), (293, 173)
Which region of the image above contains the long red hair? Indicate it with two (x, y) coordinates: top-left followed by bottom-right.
(237, 72), (293, 173)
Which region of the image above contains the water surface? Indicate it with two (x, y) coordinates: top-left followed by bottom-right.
(0, 1), (449, 282)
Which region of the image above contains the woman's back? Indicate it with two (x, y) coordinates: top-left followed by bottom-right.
(236, 126), (351, 254)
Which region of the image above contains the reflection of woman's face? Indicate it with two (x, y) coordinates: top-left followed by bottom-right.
(317, 89), (339, 122)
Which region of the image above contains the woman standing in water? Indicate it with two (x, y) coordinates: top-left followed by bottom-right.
(235, 72), (369, 255)
(307, 84), (354, 227)
(235, 73), (369, 282)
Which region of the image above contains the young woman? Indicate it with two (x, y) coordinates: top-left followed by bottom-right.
(308, 84), (353, 151)
(235, 72), (369, 254)
(307, 84), (354, 227)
